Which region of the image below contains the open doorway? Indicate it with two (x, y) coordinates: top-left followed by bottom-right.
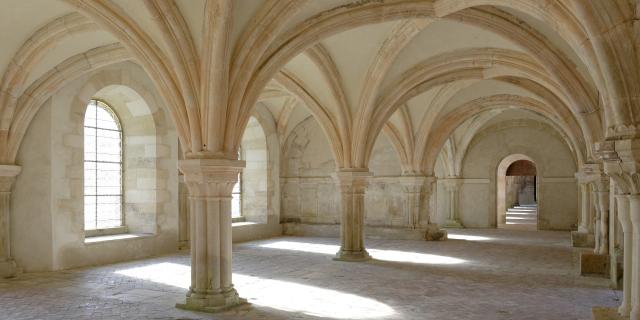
(497, 155), (537, 230)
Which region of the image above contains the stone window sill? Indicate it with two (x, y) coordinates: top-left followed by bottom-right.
(84, 233), (154, 244)
(232, 216), (246, 223)
(85, 226), (128, 237)
(232, 221), (258, 227)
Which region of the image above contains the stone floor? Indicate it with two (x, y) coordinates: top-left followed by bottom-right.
(0, 229), (620, 320)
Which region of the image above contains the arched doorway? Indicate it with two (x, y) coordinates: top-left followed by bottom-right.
(497, 154), (538, 230)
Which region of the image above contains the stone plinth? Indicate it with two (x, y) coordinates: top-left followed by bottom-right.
(580, 251), (610, 277)
(425, 224), (447, 241)
(571, 231), (595, 248)
(592, 307), (625, 320)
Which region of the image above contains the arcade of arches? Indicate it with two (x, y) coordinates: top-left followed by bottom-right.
(0, 1), (639, 319)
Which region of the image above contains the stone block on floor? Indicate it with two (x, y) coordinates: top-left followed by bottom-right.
(571, 231), (595, 248)
(592, 307), (624, 320)
(580, 251), (609, 277)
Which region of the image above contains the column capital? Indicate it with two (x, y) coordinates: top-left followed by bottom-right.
(575, 163), (604, 184)
(397, 175), (435, 193)
(628, 194), (640, 225)
(600, 138), (640, 194)
(442, 176), (463, 191)
(0, 165), (20, 193)
(331, 169), (372, 193)
(178, 159), (245, 198)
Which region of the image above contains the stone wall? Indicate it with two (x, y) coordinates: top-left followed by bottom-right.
(281, 116), (415, 228)
(452, 120), (578, 229)
(281, 115), (578, 232)
(12, 62), (179, 271)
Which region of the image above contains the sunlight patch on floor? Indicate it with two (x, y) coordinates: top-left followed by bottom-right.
(446, 234), (493, 241)
(235, 274), (395, 319)
(115, 262), (395, 319)
(116, 262), (190, 289)
(260, 241), (466, 264)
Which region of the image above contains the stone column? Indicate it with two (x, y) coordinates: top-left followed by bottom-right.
(399, 176), (427, 229)
(443, 178), (463, 228)
(332, 170), (372, 262)
(629, 195), (640, 320)
(593, 188), (602, 253)
(594, 179), (610, 255)
(0, 165), (20, 278)
(176, 159), (246, 312)
(178, 174), (190, 250)
(616, 195), (632, 316)
(579, 182), (591, 233)
(598, 139), (640, 316)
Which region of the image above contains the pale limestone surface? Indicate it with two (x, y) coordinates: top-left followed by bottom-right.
(0, 229), (618, 320)
(0, 0), (638, 316)
(12, 63), (180, 272)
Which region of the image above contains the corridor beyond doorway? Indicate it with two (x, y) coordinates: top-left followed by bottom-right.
(497, 155), (538, 230)
(505, 204), (538, 230)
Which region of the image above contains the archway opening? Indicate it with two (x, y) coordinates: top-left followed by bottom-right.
(239, 116), (269, 224)
(497, 155), (537, 230)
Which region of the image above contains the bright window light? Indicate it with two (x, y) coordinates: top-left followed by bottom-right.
(84, 99), (123, 230)
(447, 234), (492, 241)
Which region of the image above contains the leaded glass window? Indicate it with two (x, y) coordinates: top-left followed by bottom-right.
(84, 100), (123, 230)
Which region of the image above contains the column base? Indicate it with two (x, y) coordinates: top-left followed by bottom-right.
(333, 249), (371, 262)
(592, 307), (625, 320)
(580, 251), (609, 277)
(617, 304), (631, 317)
(176, 287), (247, 313)
(425, 224), (448, 241)
(571, 231), (595, 248)
(444, 219), (464, 228)
(0, 259), (19, 278)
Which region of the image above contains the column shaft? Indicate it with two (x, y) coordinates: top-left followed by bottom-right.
(0, 165), (21, 278)
(597, 191), (610, 254)
(579, 183), (590, 233)
(176, 159), (245, 312)
(333, 170), (372, 262)
(629, 195), (640, 320)
(616, 195), (632, 316)
(444, 178), (463, 228)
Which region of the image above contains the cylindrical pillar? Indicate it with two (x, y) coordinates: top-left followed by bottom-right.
(0, 165), (21, 278)
(629, 195), (640, 320)
(332, 170), (372, 262)
(444, 179), (463, 228)
(176, 159), (245, 312)
(616, 195), (632, 316)
(597, 191), (610, 255)
(579, 183), (590, 233)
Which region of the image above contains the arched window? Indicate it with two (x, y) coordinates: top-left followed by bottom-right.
(231, 148), (242, 218)
(84, 99), (123, 230)
(231, 173), (242, 218)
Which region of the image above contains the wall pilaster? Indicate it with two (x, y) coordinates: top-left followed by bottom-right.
(0, 165), (20, 278)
